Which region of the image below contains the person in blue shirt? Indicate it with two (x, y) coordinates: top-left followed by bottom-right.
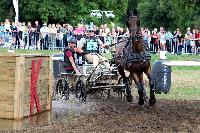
(165, 30), (173, 53)
(0, 22), (5, 45)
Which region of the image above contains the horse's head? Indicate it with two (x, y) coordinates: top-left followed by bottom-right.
(126, 9), (143, 52)
(126, 9), (140, 37)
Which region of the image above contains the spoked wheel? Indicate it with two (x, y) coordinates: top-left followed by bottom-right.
(55, 79), (70, 100)
(75, 80), (87, 102)
(63, 80), (70, 100)
(124, 78), (133, 102)
(55, 79), (63, 96)
(117, 77), (133, 102)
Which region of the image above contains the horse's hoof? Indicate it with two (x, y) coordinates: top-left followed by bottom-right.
(149, 98), (156, 105)
(138, 97), (144, 105)
(126, 95), (133, 102)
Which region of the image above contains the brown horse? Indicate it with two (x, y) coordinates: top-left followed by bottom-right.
(115, 10), (156, 105)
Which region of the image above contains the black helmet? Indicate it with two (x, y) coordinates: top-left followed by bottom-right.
(68, 37), (77, 43)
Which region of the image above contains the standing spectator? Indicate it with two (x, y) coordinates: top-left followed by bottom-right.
(184, 28), (192, 53)
(34, 21), (40, 48)
(56, 24), (62, 49)
(159, 31), (166, 51)
(4, 19), (11, 47)
(0, 22), (5, 45)
(40, 23), (50, 50)
(60, 24), (68, 48)
(27, 21), (34, 47)
(49, 23), (57, 49)
(10, 22), (19, 48)
(190, 29), (196, 54)
(20, 22), (28, 47)
(173, 29), (182, 54)
(158, 27), (164, 50)
(165, 30), (173, 53)
(74, 23), (85, 47)
(66, 24), (74, 42)
(151, 28), (159, 54)
(143, 27), (150, 50)
(196, 29), (200, 54)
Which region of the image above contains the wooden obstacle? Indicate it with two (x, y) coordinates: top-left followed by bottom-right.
(0, 54), (53, 120)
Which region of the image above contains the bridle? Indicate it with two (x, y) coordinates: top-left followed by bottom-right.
(128, 16), (143, 41)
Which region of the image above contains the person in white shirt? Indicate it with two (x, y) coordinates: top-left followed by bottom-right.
(40, 23), (50, 49)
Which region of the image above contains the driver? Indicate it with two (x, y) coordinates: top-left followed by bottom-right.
(77, 23), (110, 70)
(63, 37), (79, 74)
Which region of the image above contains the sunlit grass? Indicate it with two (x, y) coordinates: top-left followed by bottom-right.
(141, 70), (200, 100)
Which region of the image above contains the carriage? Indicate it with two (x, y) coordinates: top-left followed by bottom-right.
(53, 53), (128, 102)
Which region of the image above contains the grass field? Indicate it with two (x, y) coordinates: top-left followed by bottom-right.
(1, 48), (200, 100)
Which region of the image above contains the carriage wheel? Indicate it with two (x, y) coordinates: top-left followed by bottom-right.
(55, 79), (70, 100)
(75, 80), (87, 102)
(117, 77), (133, 102)
(55, 79), (64, 99)
(118, 76), (132, 85)
(63, 80), (70, 100)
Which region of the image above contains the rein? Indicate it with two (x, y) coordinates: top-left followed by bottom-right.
(108, 37), (131, 47)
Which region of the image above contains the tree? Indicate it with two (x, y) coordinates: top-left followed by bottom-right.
(0, 0), (14, 22)
(137, 0), (176, 31)
(18, 0), (129, 27)
(137, 0), (200, 31)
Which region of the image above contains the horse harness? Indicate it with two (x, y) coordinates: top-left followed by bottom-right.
(116, 36), (151, 67)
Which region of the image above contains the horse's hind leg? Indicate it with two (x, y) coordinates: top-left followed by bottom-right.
(144, 68), (156, 105)
(118, 65), (133, 102)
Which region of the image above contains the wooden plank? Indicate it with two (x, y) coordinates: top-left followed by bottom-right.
(14, 56), (25, 120)
(0, 90), (14, 97)
(0, 111), (13, 119)
(0, 104), (14, 112)
(0, 93), (14, 101)
(0, 63), (16, 70)
(47, 56), (52, 110)
(0, 56), (16, 63)
(0, 85), (15, 92)
(0, 100), (14, 105)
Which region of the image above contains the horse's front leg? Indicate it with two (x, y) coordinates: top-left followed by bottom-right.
(131, 72), (145, 105)
(118, 65), (133, 102)
(145, 68), (156, 105)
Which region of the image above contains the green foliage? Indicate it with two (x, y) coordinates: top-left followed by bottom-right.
(138, 0), (176, 31)
(137, 0), (200, 31)
(2, 0), (128, 26)
(0, 0), (14, 22)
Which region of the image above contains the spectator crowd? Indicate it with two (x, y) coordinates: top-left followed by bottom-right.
(0, 18), (200, 54)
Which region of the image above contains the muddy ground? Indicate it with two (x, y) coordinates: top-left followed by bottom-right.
(1, 70), (200, 133)
(2, 95), (200, 133)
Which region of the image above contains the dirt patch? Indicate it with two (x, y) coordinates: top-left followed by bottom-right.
(4, 97), (200, 133)
(2, 70), (200, 133)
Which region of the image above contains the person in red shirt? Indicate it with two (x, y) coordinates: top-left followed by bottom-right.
(63, 37), (79, 74)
